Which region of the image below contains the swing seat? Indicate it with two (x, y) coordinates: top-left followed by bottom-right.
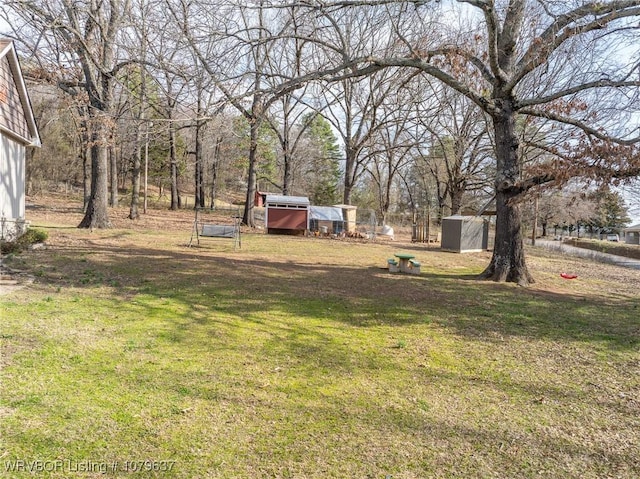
(189, 210), (241, 249)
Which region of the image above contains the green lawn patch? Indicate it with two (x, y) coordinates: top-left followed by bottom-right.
(1, 224), (639, 478)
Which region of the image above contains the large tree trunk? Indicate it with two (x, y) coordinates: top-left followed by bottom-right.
(480, 192), (532, 284)
(343, 183), (353, 206)
(450, 188), (464, 216)
(479, 100), (533, 286)
(82, 148), (90, 212)
(79, 123), (112, 228)
(80, 120), (91, 212)
(380, 176), (392, 224)
(282, 136), (292, 196)
(242, 118), (260, 227)
(281, 111), (292, 195)
(342, 145), (356, 205)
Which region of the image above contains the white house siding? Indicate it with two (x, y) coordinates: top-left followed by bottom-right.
(1, 133), (25, 222)
(0, 39), (39, 239)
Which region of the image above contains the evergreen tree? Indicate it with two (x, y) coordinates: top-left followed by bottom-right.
(302, 113), (342, 205)
(591, 189), (631, 232)
(232, 116), (279, 193)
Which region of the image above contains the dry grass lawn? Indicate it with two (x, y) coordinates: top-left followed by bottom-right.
(0, 194), (638, 478)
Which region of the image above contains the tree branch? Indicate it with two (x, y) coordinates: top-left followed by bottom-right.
(427, 47), (495, 84)
(512, 2), (640, 89)
(498, 173), (556, 195)
(517, 78), (640, 108)
(519, 106), (640, 145)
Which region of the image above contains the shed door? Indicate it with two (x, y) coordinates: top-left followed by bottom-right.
(268, 208), (307, 230)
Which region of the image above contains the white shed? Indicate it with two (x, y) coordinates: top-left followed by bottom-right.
(0, 39), (41, 240)
(264, 195), (310, 234)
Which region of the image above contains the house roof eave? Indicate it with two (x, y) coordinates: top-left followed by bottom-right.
(0, 124), (39, 146)
(0, 39), (41, 148)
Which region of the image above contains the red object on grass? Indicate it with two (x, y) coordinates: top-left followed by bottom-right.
(560, 273), (578, 279)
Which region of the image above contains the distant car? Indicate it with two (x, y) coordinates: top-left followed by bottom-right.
(606, 234), (619, 242)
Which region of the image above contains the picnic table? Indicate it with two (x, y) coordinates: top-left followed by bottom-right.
(388, 253), (421, 274)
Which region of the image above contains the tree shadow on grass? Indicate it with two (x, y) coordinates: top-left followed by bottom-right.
(18, 234), (640, 352)
(421, 271), (640, 351)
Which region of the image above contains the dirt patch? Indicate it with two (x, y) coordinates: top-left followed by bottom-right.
(0, 263), (34, 296)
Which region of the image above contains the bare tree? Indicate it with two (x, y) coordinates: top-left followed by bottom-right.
(289, 0), (640, 285)
(121, 0), (156, 219)
(617, 182), (640, 225)
(365, 80), (423, 223)
(261, 5), (317, 196)
(319, 69), (407, 205)
(23, 86), (85, 194)
(412, 80), (494, 217)
(139, 2), (193, 211)
(5, 0), (133, 228)
(168, 0), (267, 224)
(266, 94), (316, 196)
